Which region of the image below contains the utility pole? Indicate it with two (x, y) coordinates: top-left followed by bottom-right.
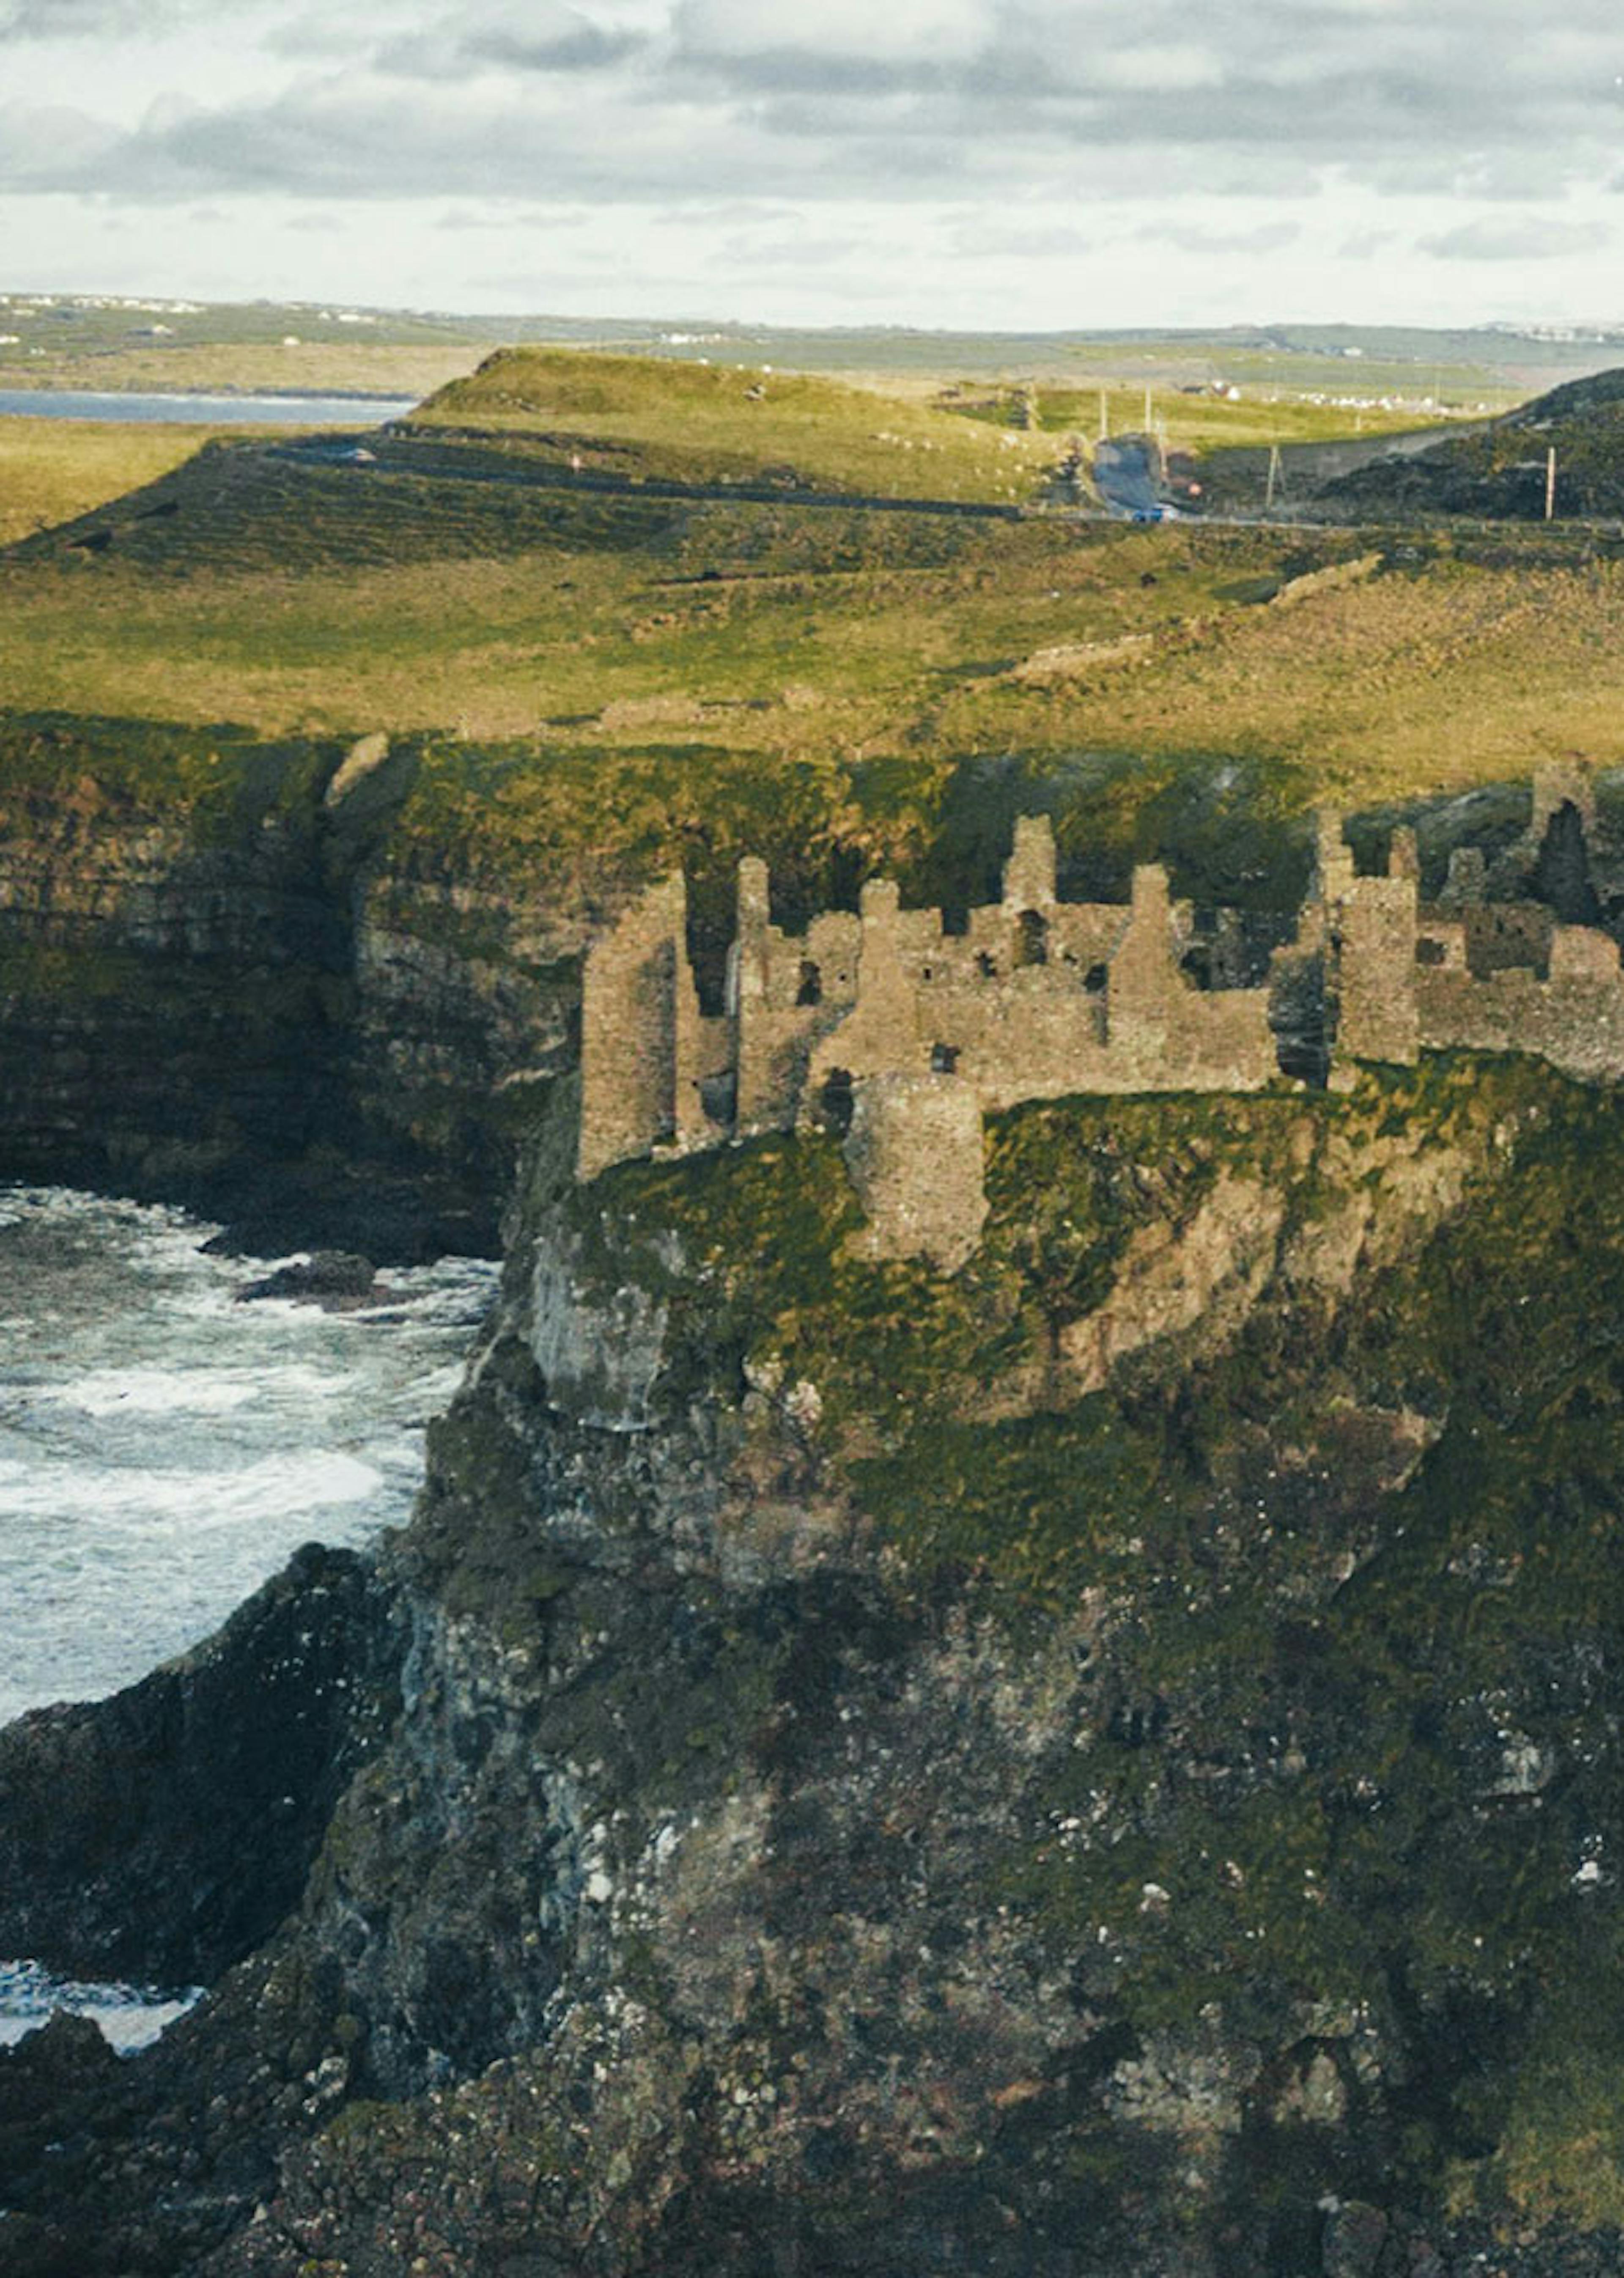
(1266, 443), (1283, 513)
(1546, 446), (1558, 522)
(1098, 388), (1108, 442)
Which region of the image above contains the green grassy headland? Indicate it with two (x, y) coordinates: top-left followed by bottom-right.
(6, 343), (1624, 891)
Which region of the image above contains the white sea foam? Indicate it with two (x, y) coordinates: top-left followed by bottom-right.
(0, 1959), (201, 2053)
(0, 1187), (500, 2047)
(0, 1447), (385, 1525)
(0, 1185), (498, 1721)
(43, 1366), (263, 1416)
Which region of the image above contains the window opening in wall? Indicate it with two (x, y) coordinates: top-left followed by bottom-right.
(931, 1042), (960, 1075)
(977, 950), (998, 978)
(1416, 937), (1448, 967)
(1085, 963), (1109, 993)
(797, 958), (823, 1006)
(820, 1068), (855, 1136)
(1015, 909), (1049, 967)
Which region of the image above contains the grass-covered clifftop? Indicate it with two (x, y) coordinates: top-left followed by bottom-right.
(6, 349), (1624, 793)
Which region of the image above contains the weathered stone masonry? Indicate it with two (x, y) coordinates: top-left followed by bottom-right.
(578, 772), (1624, 1270)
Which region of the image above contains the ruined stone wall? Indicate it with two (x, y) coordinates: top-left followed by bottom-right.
(901, 975), (1109, 1109)
(795, 854), (1274, 1123)
(1337, 873), (1420, 1065)
(730, 860), (860, 1134)
(842, 1072), (989, 1271)
(578, 875), (708, 1180)
(1161, 984), (1279, 1090)
(1530, 760), (1597, 848)
(1001, 811), (1058, 911)
(576, 801), (1624, 1264)
(1462, 903), (1553, 978)
(1417, 925), (1624, 1082)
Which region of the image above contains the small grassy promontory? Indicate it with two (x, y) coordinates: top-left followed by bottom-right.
(1325, 364), (1624, 521)
(409, 345), (1057, 502)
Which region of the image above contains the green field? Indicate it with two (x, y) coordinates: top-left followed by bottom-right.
(5, 345), (1624, 864)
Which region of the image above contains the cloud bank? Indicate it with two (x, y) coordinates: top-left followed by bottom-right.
(0, 0), (1620, 324)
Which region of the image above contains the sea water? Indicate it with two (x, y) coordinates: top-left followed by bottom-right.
(0, 388), (417, 425)
(0, 1184), (499, 2047)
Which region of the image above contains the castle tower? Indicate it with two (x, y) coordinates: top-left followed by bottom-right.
(1530, 760), (1597, 849)
(731, 856), (779, 1130)
(1106, 865), (1177, 1068)
(578, 874), (703, 1179)
(842, 1072), (988, 1273)
(1002, 814), (1058, 911)
(1312, 810), (1356, 908)
(1335, 844), (1419, 1067)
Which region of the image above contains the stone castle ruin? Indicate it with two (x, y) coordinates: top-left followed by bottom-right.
(577, 766), (1624, 1269)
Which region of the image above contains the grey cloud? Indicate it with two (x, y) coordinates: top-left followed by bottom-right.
(379, 11), (646, 80)
(1140, 220), (1301, 255)
(4, 0), (1624, 222)
(663, 0), (1624, 190)
(1419, 216), (1614, 260)
(715, 232), (867, 267)
(262, 14), (386, 61)
(0, 97), (118, 176)
(949, 220), (1103, 257)
(3, 78), (779, 203)
(0, 0), (226, 35)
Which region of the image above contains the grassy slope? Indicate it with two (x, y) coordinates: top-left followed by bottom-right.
(944, 377), (1457, 455)
(1325, 365), (1624, 520)
(0, 415), (233, 546)
(6, 349), (1624, 862)
(7, 462), (1624, 807)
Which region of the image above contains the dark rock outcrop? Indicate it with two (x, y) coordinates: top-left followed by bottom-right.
(237, 1249), (380, 1304)
(10, 1055), (1624, 2275)
(0, 1544), (397, 1987)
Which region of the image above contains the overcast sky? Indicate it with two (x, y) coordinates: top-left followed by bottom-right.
(3, 0), (1624, 329)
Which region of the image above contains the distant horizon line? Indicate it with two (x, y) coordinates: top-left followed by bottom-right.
(5, 289), (1624, 347)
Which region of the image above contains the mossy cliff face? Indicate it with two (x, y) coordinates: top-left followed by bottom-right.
(8, 1051), (1624, 2276)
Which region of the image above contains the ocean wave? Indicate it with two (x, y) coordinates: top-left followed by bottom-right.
(0, 1446), (384, 1526)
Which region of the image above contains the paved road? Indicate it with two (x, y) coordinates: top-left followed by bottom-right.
(1092, 437), (1171, 519)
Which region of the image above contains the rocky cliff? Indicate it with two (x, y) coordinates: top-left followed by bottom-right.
(0, 714), (584, 1257)
(8, 1041), (1624, 2278)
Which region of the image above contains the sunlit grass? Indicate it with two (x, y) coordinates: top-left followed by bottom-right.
(7, 380), (1623, 830)
(0, 415), (228, 546)
(411, 345), (1056, 503)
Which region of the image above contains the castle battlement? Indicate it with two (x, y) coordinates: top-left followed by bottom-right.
(577, 769), (1622, 1269)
